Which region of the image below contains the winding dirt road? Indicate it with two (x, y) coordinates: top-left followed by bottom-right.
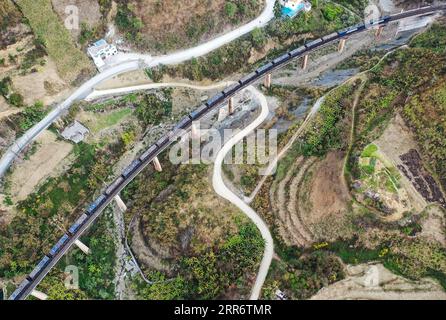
(212, 86), (273, 300)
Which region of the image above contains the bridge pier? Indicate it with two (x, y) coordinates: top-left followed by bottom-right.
(263, 73), (272, 89)
(228, 97), (234, 115)
(191, 122), (200, 139)
(74, 239), (91, 255)
(114, 194), (127, 212)
(153, 156), (162, 172)
(217, 108), (227, 122)
(338, 38), (346, 53)
(302, 54), (309, 70)
(375, 25), (384, 39)
(31, 290), (48, 300)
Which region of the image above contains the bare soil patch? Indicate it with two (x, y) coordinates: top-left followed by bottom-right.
(311, 263), (446, 300)
(8, 130), (73, 202)
(11, 59), (70, 106)
(420, 206), (446, 247)
(308, 151), (350, 222)
(374, 114), (429, 211)
(51, 0), (102, 39)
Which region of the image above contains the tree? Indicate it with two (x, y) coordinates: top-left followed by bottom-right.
(224, 2), (238, 18)
(251, 28), (266, 49)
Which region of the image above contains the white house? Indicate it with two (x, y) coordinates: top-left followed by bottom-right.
(87, 39), (118, 70)
(280, 0), (312, 18)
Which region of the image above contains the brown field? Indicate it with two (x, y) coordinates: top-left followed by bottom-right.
(16, 0), (94, 83)
(51, 0), (102, 40)
(122, 0), (264, 53)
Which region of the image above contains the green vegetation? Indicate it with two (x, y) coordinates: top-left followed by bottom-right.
(153, 0), (366, 81)
(19, 38), (47, 72)
(410, 23), (446, 54)
(124, 149), (264, 299)
(78, 22), (105, 47)
(348, 24), (446, 191)
(264, 250), (345, 299)
(0, 140), (126, 278)
(135, 272), (187, 300)
(0, 1), (22, 48)
(17, 101), (48, 132)
(115, 3), (144, 44)
(35, 212), (116, 300)
(115, 0), (262, 53)
(0, 76), (25, 107)
(135, 220), (264, 299)
(69, 211), (116, 299)
(322, 3), (344, 21)
(300, 84), (354, 156)
(89, 108), (133, 133)
(15, 0), (93, 82)
(329, 234), (446, 290)
(36, 270), (87, 300)
(224, 2), (238, 18)
(134, 89), (172, 126)
(361, 144), (378, 158)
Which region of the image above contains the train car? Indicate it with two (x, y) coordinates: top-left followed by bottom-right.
(8, 279), (30, 300)
(273, 53), (291, 66)
(170, 115), (193, 139)
(289, 46), (306, 58)
(322, 32), (338, 42)
(105, 176), (125, 196)
(356, 23), (366, 32)
(255, 62), (273, 75)
(155, 136), (169, 149)
(86, 194), (107, 215)
(238, 72), (257, 86)
(305, 38), (323, 50)
(189, 104), (208, 120)
(68, 213), (89, 235)
(337, 28), (349, 37)
(122, 159), (141, 179)
(140, 145), (158, 162)
(345, 26), (359, 34)
(28, 256), (50, 280)
(174, 116), (193, 130)
(49, 234), (69, 257)
(369, 17), (386, 26)
(222, 83), (240, 97)
(205, 92), (225, 108)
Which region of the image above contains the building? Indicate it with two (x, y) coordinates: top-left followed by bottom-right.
(280, 0), (312, 18)
(87, 39), (118, 70)
(61, 121), (89, 144)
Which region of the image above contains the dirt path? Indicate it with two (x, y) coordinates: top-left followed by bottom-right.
(212, 85), (273, 300)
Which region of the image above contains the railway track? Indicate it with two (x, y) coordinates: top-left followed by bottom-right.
(9, 5), (446, 300)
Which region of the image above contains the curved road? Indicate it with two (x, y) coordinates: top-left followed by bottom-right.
(212, 86), (273, 300)
(87, 81), (273, 299)
(8, 6), (446, 299)
(113, 0), (276, 67)
(0, 0), (277, 178)
(85, 81), (234, 101)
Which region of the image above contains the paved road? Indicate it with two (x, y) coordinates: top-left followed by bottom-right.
(85, 81), (233, 101)
(0, 61), (141, 177)
(108, 0), (276, 68)
(212, 86), (273, 300)
(0, 0), (277, 178)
